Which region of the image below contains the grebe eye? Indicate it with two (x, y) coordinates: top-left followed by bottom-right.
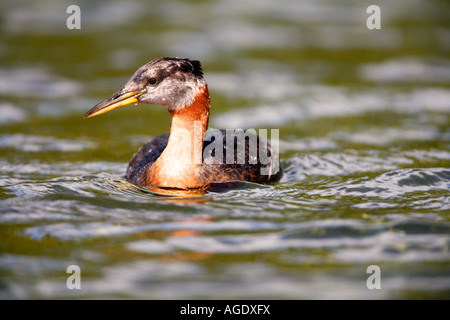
(148, 77), (158, 86)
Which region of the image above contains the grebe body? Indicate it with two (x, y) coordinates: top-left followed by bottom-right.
(85, 57), (281, 189)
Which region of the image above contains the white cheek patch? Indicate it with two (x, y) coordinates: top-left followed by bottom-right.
(166, 78), (207, 111)
(138, 76), (206, 111)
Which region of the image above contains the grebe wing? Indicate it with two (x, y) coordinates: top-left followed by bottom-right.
(126, 133), (169, 186)
(200, 129), (282, 184)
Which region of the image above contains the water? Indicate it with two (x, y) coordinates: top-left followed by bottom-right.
(0, 0), (449, 299)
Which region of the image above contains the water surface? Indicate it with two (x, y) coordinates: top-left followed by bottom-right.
(0, 0), (449, 299)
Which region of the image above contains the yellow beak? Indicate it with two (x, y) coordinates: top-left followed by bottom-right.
(84, 89), (146, 118)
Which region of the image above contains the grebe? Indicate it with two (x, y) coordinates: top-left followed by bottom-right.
(85, 57), (281, 189)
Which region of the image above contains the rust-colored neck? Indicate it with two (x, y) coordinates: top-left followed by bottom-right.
(168, 85), (210, 147)
(147, 85), (210, 188)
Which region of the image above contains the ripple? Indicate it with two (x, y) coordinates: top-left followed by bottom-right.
(127, 240), (174, 254)
(212, 86), (450, 128)
(0, 134), (96, 152)
(279, 138), (338, 152)
(153, 219), (450, 260)
(0, 254), (69, 277)
(359, 57), (450, 83)
(402, 149), (450, 162)
(0, 160), (124, 177)
(3, 1), (144, 34)
(22, 218), (292, 241)
(207, 61), (299, 102)
(0, 67), (82, 98)
(333, 127), (440, 146)
(282, 151), (412, 181)
(310, 168), (450, 199)
(18, 259), (203, 299)
(0, 103), (26, 124)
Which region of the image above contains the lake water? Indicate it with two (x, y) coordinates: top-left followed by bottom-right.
(0, 0), (449, 299)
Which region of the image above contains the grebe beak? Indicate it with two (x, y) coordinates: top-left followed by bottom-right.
(84, 89), (146, 118)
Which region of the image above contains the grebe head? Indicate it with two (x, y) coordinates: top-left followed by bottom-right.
(85, 57), (206, 118)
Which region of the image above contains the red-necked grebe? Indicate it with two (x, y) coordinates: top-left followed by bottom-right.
(85, 57), (281, 189)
